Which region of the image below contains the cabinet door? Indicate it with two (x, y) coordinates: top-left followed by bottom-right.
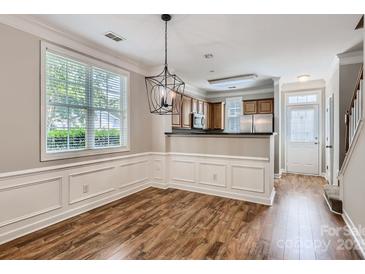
(211, 102), (225, 129)
(182, 96), (192, 128)
(244, 101), (257, 114)
(192, 98), (198, 113)
(257, 99), (273, 114)
(198, 100), (204, 114)
(172, 93), (182, 127)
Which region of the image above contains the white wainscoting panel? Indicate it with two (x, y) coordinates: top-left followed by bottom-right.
(0, 177), (62, 228)
(171, 159), (195, 183)
(152, 159), (164, 181)
(69, 166), (116, 204)
(0, 153), (150, 245)
(0, 149), (275, 245)
(231, 165), (265, 193)
(118, 160), (149, 188)
(198, 162), (227, 188)
(165, 152), (274, 206)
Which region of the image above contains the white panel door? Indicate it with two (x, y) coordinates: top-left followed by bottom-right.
(286, 105), (319, 175)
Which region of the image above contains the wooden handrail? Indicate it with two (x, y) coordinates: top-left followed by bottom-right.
(345, 66), (363, 153)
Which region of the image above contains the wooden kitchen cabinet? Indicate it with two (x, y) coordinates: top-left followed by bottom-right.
(209, 102), (225, 130)
(243, 100), (257, 115)
(257, 99), (273, 114)
(243, 98), (274, 114)
(181, 96), (192, 128)
(171, 93), (182, 128)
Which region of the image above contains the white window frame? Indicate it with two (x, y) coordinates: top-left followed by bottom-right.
(225, 96), (243, 133)
(40, 41), (131, 161)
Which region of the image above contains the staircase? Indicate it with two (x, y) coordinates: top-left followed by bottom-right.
(324, 66), (363, 214)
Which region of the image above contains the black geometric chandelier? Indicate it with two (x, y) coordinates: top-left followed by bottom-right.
(145, 14), (185, 115)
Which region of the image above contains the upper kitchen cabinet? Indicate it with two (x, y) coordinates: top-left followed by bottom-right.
(210, 102), (225, 130)
(257, 99), (274, 114)
(172, 93), (182, 128)
(243, 98), (273, 115)
(243, 100), (257, 114)
(181, 96), (192, 128)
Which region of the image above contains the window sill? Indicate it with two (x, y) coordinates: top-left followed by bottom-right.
(41, 146), (131, 162)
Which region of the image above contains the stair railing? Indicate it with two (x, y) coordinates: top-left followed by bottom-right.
(344, 66), (363, 153)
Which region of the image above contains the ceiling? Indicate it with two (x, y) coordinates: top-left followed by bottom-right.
(30, 14), (363, 92)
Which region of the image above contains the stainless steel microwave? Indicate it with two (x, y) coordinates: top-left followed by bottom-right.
(192, 113), (205, 129)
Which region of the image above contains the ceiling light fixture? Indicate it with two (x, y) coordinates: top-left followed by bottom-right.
(145, 14), (185, 115)
(208, 74), (257, 87)
(297, 74), (310, 82)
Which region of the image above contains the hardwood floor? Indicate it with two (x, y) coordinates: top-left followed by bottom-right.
(0, 174), (361, 259)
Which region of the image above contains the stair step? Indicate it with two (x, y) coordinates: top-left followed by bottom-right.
(323, 185), (342, 214)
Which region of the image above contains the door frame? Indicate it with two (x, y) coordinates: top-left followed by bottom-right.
(325, 94), (335, 184)
(284, 89), (323, 176)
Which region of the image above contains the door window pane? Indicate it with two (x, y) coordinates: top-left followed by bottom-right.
(287, 94), (318, 105)
(289, 108), (315, 142)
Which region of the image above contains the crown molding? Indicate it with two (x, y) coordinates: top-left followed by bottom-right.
(184, 84), (208, 99)
(0, 15), (148, 75)
(337, 50), (363, 65)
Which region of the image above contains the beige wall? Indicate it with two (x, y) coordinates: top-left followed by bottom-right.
(166, 136), (271, 158)
(0, 23), (152, 173)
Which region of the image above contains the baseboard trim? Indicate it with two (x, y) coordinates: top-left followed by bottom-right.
(150, 181), (169, 189)
(168, 182), (275, 206)
(274, 173), (281, 179)
(342, 210), (365, 259)
(321, 172), (328, 182)
(0, 182), (150, 245)
(323, 193), (342, 215)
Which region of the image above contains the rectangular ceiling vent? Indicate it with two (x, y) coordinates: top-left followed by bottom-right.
(104, 31), (126, 42)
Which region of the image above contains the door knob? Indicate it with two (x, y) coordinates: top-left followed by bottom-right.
(314, 142), (318, 145)
(326, 145), (332, 148)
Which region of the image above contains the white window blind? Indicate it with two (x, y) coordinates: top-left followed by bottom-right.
(225, 97), (242, 132)
(43, 45), (128, 159)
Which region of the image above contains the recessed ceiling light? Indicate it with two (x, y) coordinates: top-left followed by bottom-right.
(209, 70), (215, 73)
(203, 53), (214, 59)
(104, 31), (126, 42)
(228, 86), (236, 89)
(297, 74), (310, 82)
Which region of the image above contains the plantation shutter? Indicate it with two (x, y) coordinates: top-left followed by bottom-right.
(45, 49), (127, 153)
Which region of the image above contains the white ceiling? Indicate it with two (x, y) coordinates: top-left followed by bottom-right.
(31, 14), (363, 92)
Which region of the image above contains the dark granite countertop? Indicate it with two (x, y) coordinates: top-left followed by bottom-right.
(165, 130), (274, 137)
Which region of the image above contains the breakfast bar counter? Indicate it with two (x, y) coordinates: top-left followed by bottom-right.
(151, 131), (276, 205)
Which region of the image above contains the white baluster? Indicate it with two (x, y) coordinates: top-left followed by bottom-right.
(360, 80), (363, 120)
(349, 111), (353, 145)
